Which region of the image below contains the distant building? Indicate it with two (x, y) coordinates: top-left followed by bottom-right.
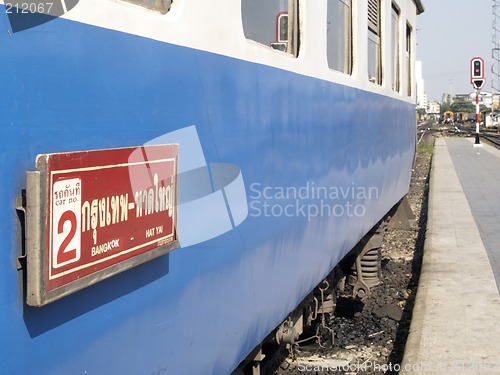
(457, 92), (493, 108)
(454, 93), (470, 102)
(493, 93), (500, 110)
(442, 93), (452, 103)
(416, 61), (427, 109)
(442, 92), (495, 109)
(427, 102), (440, 114)
(427, 101), (440, 121)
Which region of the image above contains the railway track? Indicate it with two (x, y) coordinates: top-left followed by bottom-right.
(480, 132), (500, 148)
(454, 124), (500, 148)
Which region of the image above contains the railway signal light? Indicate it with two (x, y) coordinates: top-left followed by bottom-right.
(472, 79), (485, 90)
(470, 57), (484, 146)
(470, 57), (485, 90)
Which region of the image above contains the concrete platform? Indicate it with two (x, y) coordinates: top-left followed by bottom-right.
(401, 137), (500, 374)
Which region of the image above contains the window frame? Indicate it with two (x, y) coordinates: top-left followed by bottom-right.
(122, 0), (172, 13)
(327, 0), (353, 75)
(367, 0), (382, 85)
(391, 3), (401, 92)
(241, 0), (300, 57)
(406, 22), (413, 96)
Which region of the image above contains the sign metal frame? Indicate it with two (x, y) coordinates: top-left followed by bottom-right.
(24, 144), (179, 306)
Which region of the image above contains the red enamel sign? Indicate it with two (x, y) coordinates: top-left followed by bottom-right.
(26, 144), (179, 306)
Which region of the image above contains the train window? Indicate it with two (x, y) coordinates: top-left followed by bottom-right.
(406, 22), (413, 96)
(123, 0), (172, 13)
(241, 0), (300, 57)
(391, 3), (401, 92)
(327, 0), (353, 74)
(367, 0), (382, 85)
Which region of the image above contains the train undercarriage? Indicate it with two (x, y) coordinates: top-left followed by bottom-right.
(233, 197), (415, 375)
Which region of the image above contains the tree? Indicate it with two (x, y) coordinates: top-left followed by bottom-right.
(450, 100), (475, 113)
(440, 102), (451, 114)
(416, 108), (426, 122)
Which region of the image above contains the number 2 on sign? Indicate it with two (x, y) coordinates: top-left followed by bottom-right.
(52, 178), (82, 269)
(56, 210), (79, 265)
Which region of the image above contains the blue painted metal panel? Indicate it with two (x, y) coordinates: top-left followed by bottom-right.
(0, 10), (415, 375)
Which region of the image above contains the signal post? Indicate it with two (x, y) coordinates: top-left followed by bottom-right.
(470, 57), (485, 147)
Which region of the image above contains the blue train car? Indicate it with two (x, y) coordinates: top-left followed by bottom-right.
(0, 0), (423, 373)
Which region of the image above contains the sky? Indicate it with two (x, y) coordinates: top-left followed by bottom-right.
(416, 0), (493, 102)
